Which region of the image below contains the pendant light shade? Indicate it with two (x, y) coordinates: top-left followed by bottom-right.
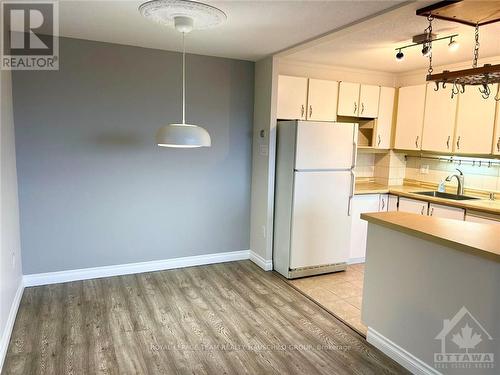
(156, 123), (211, 148)
(140, 0), (226, 149)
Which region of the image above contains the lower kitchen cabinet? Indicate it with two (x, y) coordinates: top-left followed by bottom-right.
(465, 211), (500, 225)
(350, 194), (383, 261)
(398, 197), (428, 215)
(429, 203), (465, 220)
(387, 194), (398, 211)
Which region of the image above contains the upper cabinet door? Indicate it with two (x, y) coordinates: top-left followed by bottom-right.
(337, 82), (361, 117)
(394, 84), (427, 150)
(277, 75), (308, 120)
(455, 84), (497, 155)
(359, 84), (380, 118)
(374, 87), (395, 149)
(494, 100), (500, 155)
(421, 85), (458, 153)
(306, 79), (339, 121)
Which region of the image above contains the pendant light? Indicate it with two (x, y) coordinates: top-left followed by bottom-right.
(139, 0), (227, 148)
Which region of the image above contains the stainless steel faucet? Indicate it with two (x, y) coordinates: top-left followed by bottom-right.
(445, 168), (464, 195)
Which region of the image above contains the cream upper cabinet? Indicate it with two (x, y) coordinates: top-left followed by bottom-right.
(359, 84), (380, 118)
(374, 87), (395, 149)
(455, 84), (497, 155)
(337, 82), (360, 117)
(306, 79), (338, 121)
(394, 84), (427, 150)
(277, 75), (308, 120)
(421, 85), (458, 153)
(494, 101), (500, 155)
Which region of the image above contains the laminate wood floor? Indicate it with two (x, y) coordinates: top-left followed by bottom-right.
(2, 261), (409, 375)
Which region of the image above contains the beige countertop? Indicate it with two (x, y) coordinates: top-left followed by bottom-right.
(361, 211), (500, 263)
(354, 182), (500, 216)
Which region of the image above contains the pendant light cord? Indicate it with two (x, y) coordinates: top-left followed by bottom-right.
(182, 32), (186, 124)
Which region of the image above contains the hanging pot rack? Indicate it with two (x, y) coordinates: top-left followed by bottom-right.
(416, 0), (500, 100)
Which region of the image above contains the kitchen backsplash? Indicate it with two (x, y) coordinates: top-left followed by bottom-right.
(355, 151), (406, 186)
(406, 156), (500, 193)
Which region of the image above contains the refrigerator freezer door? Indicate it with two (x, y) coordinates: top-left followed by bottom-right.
(295, 121), (356, 170)
(289, 171), (352, 269)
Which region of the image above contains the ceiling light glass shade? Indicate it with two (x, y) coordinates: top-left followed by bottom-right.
(156, 123), (211, 148)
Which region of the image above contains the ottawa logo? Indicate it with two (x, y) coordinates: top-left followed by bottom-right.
(434, 306), (494, 371)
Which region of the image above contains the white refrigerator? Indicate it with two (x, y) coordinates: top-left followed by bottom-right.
(273, 120), (357, 279)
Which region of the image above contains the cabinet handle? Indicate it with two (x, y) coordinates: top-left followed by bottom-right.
(354, 102), (357, 114)
(300, 105), (304, 118)
(446, 136), (450, 149)
(381, 198), (385, 210)
(430, 207), (434, 216)
(361, 103), (365, 114)
(309, 105), (312, 118)
(421, 206), (425, 215)
(415, 136), (419, 148)
(377, 135), (381, 147)
(456, 136), (461, 150)
(497, 137), (500, 152)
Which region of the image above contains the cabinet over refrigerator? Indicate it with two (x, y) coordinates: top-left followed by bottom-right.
(273, 120), (358, 278)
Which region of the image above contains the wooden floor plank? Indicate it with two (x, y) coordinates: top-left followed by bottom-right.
(2, 261), (409, 374)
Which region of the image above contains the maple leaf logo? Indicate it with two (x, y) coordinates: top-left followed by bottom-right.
(451, 324), (482, 353)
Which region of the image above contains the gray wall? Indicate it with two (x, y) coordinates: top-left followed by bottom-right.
(1, 69), (23, 368)
(13, 37), (254, 274)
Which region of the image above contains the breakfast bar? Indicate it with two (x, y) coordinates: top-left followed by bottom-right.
(360, 212), (500, 374)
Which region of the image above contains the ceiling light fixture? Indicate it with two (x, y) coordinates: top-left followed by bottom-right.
(139, 0), (227, 148)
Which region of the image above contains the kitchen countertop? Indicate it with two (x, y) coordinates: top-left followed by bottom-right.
(354, 182), (500, 216)
(361, 211), (500, 262)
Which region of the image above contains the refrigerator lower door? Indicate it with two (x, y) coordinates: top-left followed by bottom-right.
(290, 171), (352, 270)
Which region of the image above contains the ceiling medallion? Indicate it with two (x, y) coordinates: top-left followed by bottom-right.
(139, 0), (227, 30)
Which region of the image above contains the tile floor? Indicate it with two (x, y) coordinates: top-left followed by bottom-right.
(288, 263), (367, 336)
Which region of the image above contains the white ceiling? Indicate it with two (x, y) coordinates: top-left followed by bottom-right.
(57, 0), (405, 61)
(283, 2), (500, 73)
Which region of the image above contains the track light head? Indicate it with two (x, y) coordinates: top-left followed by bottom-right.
(421, 44), (432, 57)
(396, 50), (405, 61)
(448, 37), (459, 52)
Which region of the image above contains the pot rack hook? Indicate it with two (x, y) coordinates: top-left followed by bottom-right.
(479, 84), (490, 99)
(434, 81), (440, 91)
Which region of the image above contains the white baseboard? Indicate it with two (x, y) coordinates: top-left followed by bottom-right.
(0, 280), (24, 373)
(367, 327), (442, 375)
(23, 250), (251, 287)
(348, 257), (365, 265)
(249, 250), (273, 271)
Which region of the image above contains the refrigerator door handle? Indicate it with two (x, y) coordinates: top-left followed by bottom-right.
(351, 124), (358, 169)
(348, 170), (355, 216)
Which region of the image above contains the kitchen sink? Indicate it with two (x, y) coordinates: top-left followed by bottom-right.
(414, 191), (480, 201)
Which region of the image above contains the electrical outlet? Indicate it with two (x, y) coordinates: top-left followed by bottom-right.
(420, 164), (429, 174)
(261, 225), (266, 238)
